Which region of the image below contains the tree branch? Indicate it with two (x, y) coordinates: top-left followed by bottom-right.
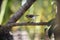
(6, 22), (48, 27)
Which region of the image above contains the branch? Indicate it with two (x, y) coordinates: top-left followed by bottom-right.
(6, 18), (54, 27)
(6, 22), (48, 27)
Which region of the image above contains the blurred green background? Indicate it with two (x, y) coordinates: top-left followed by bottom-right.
(0, 0), (56, 40)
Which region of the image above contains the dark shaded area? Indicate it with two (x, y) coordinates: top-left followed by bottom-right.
(48, 26), (53, 38)
(0, 32), (13, 40)
(0, 0), (3, 10)
(0, 0), (2, 6)
(0, 25), (13, 40)
(47, 19), (55, 38)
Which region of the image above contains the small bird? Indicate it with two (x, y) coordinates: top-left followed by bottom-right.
(26, 14), (38, 19)
(26, 14), (38, 23)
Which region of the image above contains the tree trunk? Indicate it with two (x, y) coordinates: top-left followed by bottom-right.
(54, 0), (60, 40)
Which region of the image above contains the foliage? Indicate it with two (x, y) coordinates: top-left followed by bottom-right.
(0, 0), (56, 40)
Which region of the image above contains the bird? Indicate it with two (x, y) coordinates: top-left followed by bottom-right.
(0, 0), (3, 10)
(26, 14), (38, 23)
(26, 14), (38, 19)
